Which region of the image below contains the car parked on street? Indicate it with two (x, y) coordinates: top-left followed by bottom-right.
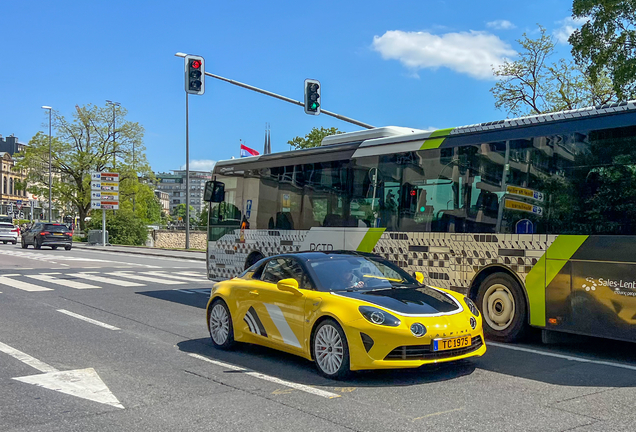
(0, 222), (19, 244)
(21, 223), (72, 250)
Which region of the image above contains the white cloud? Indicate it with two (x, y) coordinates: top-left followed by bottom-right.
(554, 16), (589, 44)
(486, 20), (516, 30)
(372, 30), (516, 80)
(180, 159), (216, 172)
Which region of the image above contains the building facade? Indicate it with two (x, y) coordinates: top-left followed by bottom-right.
(0, 152), (30, 217)
(154, 190), (170, 214)
(155, 170), (212, 215)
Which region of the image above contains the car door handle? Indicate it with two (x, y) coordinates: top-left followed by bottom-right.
(249, 290), (259, 296)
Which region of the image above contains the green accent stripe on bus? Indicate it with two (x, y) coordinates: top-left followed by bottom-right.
(525, 235), (588, 327)
(420, 128), (455, 150)
(356, 228), (386, 253)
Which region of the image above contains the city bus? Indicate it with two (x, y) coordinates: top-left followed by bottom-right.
(204, 101), (636, 344)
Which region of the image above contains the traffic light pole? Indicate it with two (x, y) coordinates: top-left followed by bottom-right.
(185, 92), (190, 250)
(203, 71), (375, 130)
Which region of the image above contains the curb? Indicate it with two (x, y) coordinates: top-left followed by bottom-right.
(73, 243), (206, 261)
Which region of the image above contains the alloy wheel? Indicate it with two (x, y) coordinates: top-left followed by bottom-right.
(314, 324), (344, 375)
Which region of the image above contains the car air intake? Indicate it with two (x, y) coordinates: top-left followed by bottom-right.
(384, 336), (483, 361)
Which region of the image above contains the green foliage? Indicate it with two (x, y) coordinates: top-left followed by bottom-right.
(172, 203), (198, 227)
(570, 0), (636, 100)
(198, 206), (209, 231)
(15, 103), (150, 231)
(287, 127), (342, 150)
(87, 209), (148, 245)
(491, 25), (617, 117)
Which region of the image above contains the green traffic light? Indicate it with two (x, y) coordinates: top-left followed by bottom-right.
(311, 103), (318, 109)
(420, 206), (425, 212)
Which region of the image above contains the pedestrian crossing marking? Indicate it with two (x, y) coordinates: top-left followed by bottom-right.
(67, 273), (145, 287)
(26, 275), (100, 290)
(0, 276), (53, 292)
(107, 272), (186, 285)
(141, 271), (209, 283)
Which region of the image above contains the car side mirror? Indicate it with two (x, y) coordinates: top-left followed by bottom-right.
(277, 278), (302, 295)
(204, 181), (225, 203)
(414, 271), (425, 284)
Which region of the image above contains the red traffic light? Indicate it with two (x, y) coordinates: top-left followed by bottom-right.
(410, 190), (417, 196)
(190, 60), (201, 69)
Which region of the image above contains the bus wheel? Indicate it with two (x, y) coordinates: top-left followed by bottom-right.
(244, 251), (264, 270)
(476, 273), (527, 342)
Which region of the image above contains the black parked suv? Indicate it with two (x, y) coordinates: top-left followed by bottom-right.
(21, 223), (72, 250)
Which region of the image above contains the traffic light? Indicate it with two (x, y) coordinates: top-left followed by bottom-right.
(185, 55), (205, 95)
(304, 79), (320, 115)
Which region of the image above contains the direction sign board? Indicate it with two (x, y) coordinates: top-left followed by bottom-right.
(90, 171), (119, 210)
(504, 198), (543, 216)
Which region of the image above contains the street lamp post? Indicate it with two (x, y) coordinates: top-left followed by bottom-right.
(41, 106), (52, 222)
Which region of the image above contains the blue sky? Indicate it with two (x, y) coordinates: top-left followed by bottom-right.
(0, 0), (583, 173)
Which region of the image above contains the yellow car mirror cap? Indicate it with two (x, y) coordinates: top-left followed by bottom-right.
(277, 278), (302, 295)
(414, 271), (425, 284)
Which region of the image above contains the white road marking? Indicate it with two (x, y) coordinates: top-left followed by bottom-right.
(1, 274), (20, 277)
(27, 274), (100, 290)
(0, 341), (58, 373)
(41, 272), (62, 275)
(188, 354), (340, 399)
(263, 303), (301, 348)
(142, 271), (208, 282)
(173, 289), (195, 294)
(57, 309), (120, 330)
(15, 368), (124, 409)
(0, 276), (53, 292)
(107, 272), (185, 285)
(67, 273), (145, 287)
(489, 342), (636, 371)
(176, 271), (207, 278)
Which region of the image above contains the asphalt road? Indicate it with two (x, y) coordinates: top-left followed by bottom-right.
(1, 242), (635, 431)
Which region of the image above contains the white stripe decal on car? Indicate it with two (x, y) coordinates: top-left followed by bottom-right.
(263, 303), (301, 348)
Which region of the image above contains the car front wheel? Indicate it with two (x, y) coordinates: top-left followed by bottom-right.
(312, 319), (350, 380)
(208, 299), (235, 349)
(34, 238), (41, 250)
(21, 238), (28, 249)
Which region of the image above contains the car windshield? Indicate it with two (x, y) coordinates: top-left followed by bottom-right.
(0, 223), (14, 229)
(309, 255), (418, 292)
(44, 224), (69, 233)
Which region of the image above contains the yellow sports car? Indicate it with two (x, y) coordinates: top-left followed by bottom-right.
(206, 251), (486, 379)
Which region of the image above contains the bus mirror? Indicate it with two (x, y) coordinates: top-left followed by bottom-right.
(414, 271), (425, 284)
(204, 181), (225, 203)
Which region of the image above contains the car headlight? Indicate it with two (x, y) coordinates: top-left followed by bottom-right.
(359, 306), (401, 327)
(464, 297), (480, 317)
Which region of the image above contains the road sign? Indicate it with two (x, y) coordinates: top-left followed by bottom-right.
(246, 199), (252, 219)
(516, 219), (534, 234)
(505, 199), (543, 216)
(16, 200), (23, 210)
(90, 171), (119, 210)
(506, 185), (544, 203)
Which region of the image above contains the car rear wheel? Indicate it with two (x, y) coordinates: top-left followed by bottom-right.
(2, 241), (6, 244)
(65, 245), (72, 251)
(52, 246), (58, 250)
(12, 241), (16, 245)
(476, 272), (527, 342)
(208, 299), (235, 349)
(312, 319), (350, 380)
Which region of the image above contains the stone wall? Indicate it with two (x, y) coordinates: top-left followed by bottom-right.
(151, 230), (207, 250)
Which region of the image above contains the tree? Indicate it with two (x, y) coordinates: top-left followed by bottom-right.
(15, 103), (149, 230)
(87, 208), (148, 246)
(172, 203), (197, 227)
(570, 0), (636, 100)
(287, 127), (342, 150)
(491, 25), (617, 117)
(198, 206), (209, 231)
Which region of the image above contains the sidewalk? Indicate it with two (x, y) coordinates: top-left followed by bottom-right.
(72, 242), (206, 261)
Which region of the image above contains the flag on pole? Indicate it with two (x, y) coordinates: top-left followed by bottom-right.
(240, 143), (260, 158)
(267, 123), (271, 154)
